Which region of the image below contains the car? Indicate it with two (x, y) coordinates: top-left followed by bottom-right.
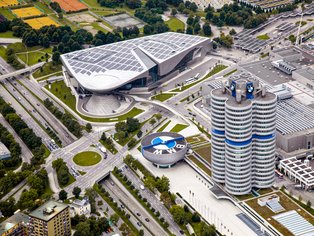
(145, 218), (150, 222)
(121, 204), (125, 209)
(179, 230), (184, 235)
(137, 222), (142, 227)
(140, 185), (145, 190)
(136, 212), (141, 217)
(36, 103), (40, 106)
(110, 181), (114, 186)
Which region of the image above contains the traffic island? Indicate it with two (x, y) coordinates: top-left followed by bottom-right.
(73, 151), (102, 166)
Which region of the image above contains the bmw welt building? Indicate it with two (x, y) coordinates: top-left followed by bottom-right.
(61, 32), (211, 93)
(211, 73), (277, 195)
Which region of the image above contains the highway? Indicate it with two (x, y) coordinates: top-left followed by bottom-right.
(121, 166), (182, 235)
(9, 79), (76, 146)
(0, 83), (52, 148)
(103, 177), (166, 236)
(99, 179), (152, 236)
(0, 114), (33, 163)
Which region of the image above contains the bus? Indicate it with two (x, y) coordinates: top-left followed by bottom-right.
(275, 169), (283, 179)
(185, 77), (196, 84)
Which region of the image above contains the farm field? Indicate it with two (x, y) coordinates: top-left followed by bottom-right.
(0, 0), (18, 7)
(12, 7), (43, 18)
(53, 0), (87, 12)
(24, 17), (59, 29)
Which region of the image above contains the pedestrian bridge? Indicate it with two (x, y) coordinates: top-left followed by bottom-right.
(0, 62), (45, 81)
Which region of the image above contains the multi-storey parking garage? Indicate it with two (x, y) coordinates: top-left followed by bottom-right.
(210, 73), (277, 195)
(61, 32), (211, 93)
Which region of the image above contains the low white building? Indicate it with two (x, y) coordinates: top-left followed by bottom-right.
(70, 198), (91, 217)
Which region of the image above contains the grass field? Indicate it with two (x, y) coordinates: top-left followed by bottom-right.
(186, 135), (206, 144)
(73, 151), (102, 166)
(91, 22), (108, 33)
(60, 173), (76, 188)
(46, 80), (144, 122)
(24, 17), (59, 29)
(93, 10), (118, 16)
(151, 93), (176, 101)
(256, 34), (270, 40)
(0, 46), (7, 60)
(165, 17), (185, 32)
(194, 145), (211, 163)
(246, 191), (314, 236)
(188, 155), (211, 176)
(33, 62), (62, 78)
(0, 8), (15, 20)
(0, 31), (16, 38)
(12, 7), (43, 18)
(223, 69), (237, 77)
(35, 1), (54, 14)
(170, 123), (188, 133)
(157, 120), (171, 132)
(0, 0), (18, 7)
(17, 51), (50, 66)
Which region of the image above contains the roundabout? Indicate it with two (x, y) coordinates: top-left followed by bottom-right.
(73, 151), (102, 166)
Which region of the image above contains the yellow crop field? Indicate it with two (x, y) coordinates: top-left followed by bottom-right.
(0, 0), (18, 7)
(24, 17), (59, 29)
(12, 7), (42, 18)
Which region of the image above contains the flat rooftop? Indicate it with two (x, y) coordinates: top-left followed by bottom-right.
(0, 212), (29, 234)
(294, 67), (314, 81)
(272, 210), (314, 236)
(29, 200), (68, 221)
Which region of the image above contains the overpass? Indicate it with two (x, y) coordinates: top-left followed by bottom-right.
(0, 62), (45, 81)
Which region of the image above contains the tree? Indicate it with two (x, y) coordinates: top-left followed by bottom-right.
(187, 15), (194, 26)
(52, 51), (61, 64)
(307, 200), (312, 208)
(178, 2), (185, 12)
(171, 8), (177, 16)
(74, 221), (91, 236)
(170, 205), (191, 225)
(229, 28), (237, 35)
(100, 132), (107, 141)
(144, 175), (156, 191)
(127, 138), (137, 149)
(59, 189), (68, 201)
(85, 123), (92, 132)
(149, 118), (157, 126)
(156, 175), (170, 192)
(203, 23), (212, 36)
(126, 0), (141, 9)
(73, 186), (81, 198)
(155, 113), (162, 121)
(126, 118), (140, 132)
(193, 23), (201, 34)
(110, 213), (120, 225)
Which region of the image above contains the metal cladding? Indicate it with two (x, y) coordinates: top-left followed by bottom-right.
(141, 132), (187, 166)
(210, 72), (277, 195)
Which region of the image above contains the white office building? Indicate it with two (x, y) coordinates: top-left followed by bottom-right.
(210, 73), (277, 195)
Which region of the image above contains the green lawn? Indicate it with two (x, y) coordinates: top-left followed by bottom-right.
(223, 69), (237, 77)
(256, 34), (270, 40)
(170, 123), (189, 133)
(151, 93), (176, 101)
(0, 9), (15, 20)
(73, 151), (102, 166)
(17, 51), (49, 66)
(33, 62), (62, 78)
(34, 1), (54, 14)
(171, 65), (228, 92)
(92, 10), (118, 16)
(187, 155), (211, 176)
(46, 80), (144, 122)
(0, 46), (7, 60)
(60, 173), (76, 188)
(194, 145), (211, 163)
(91, 22), (108, 33)
(0, 31), (16, 38)
(157, 120), (171, 132)
(295, 21), (307, 26)
(165, 17), (185, 32)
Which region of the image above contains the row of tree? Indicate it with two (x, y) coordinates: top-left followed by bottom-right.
(52, 158), (72, 186)
(0, 97), (42, 152)
(0, 123), (21, 168)
(44, 98), (82, 138)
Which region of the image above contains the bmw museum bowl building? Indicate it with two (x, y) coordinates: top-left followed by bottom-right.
(141, 132), (188, 168)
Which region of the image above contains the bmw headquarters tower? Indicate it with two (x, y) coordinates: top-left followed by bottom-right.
(210, 73), (277, 195)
